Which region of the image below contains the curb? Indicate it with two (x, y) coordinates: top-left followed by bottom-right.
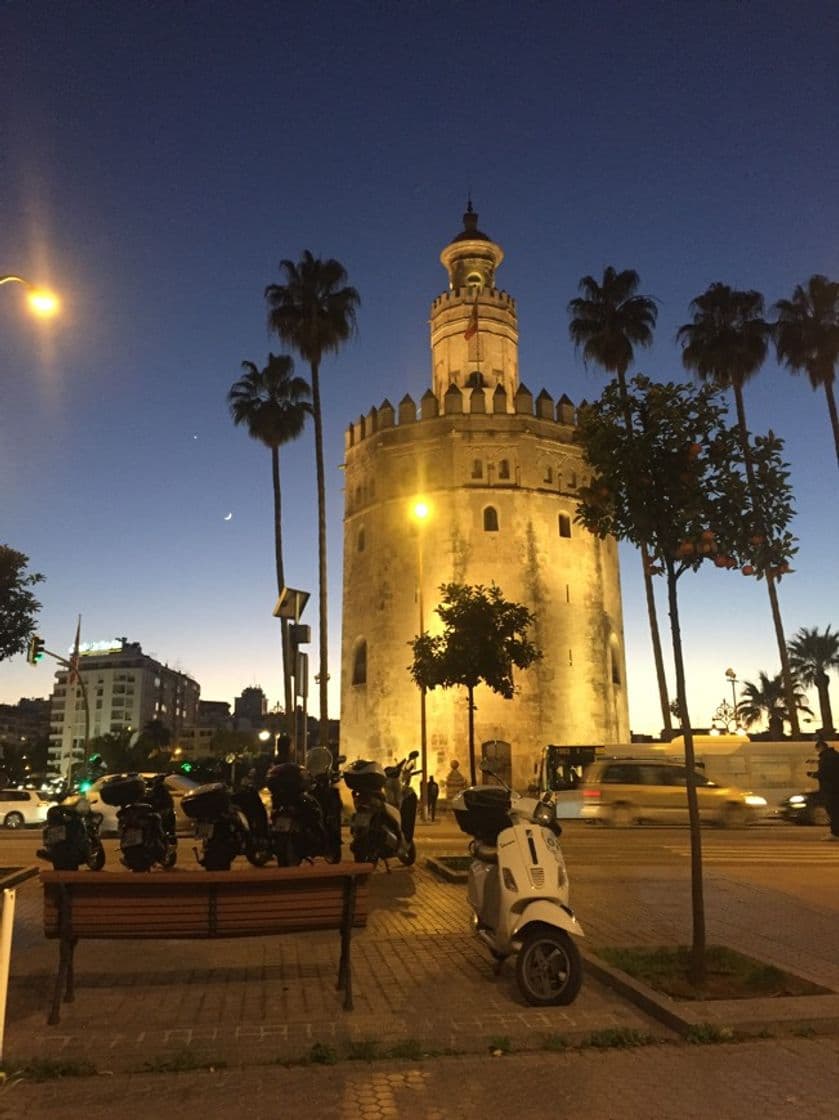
(0, 865), (40, 891)
(583, 949), (839, 1038)
(424, 856), (468, 883)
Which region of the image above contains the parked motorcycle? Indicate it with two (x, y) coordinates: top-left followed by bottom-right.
(100, 773), (177, 872)
(37, 795), (105, 872)
(451, 767), (584, 1006)
(182, 782), (273, 870)
(344, 749), (419, 866)
(308, 747), (345, 864)
(266, 759), (327, 867)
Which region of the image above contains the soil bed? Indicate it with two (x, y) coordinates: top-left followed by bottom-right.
(597, 945), (830, 1001)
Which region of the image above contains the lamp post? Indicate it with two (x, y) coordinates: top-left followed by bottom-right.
(0, 275), (60, 318)
(411, 499), (430, 822)
(725, 668), (738, 712)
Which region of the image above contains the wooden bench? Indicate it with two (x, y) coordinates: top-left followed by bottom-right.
(40, 862), (373, 1025)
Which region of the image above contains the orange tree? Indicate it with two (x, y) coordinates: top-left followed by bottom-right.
(575, 375), (796, 982)
(409, 583), (541, 786)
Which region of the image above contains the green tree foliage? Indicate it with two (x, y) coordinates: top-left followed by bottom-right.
(409, 583), (541, 784)
(787, 625), (839, 736)
(0, 545), (44, 662)
(575, 375), (797, 984)
(774, 275), (839, 470)
(266, 252), (360, 748)
(228, 353), (311, 722)
(736, 671), (813, 739)
(568, 267), (671, 733)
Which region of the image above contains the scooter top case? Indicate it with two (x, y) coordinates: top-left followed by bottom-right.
(266, 763), (313, 799)
(182, 782), (231, 821)
(452, 785), (513, 844)
(343, 759), (387, 795)
(99, 774), (147, 808)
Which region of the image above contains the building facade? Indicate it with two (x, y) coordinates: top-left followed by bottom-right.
(339, 207), (629, 790)
(47, 639), (199, 779)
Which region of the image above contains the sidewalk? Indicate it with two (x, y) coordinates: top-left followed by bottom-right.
(4, 826), (839, 1111)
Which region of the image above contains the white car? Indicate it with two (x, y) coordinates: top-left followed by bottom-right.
(81, 773), (199, 835)
(0, 788), (52, 829)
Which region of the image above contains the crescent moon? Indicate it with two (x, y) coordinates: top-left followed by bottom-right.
(224, 512), (233, 521)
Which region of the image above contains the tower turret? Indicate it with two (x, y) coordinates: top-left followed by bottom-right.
(430, 203), (519, 406)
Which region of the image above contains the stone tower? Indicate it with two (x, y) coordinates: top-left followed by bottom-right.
(339, 207), (629, 789)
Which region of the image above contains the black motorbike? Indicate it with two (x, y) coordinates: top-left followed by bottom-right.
(266, 759), (327, 867)
(308, 748), (345, 864)
(182, 782), (273, 871)
(100, 773), (177, 872)
(344, 750), (419, 866)
(37, 795), (105, 871)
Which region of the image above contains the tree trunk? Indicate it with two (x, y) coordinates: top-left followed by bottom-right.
(666, 563), (706, 986)
(817, 672), (835, 736)
(467, 685), (477, 786)
(733, 384), (800, 738)
(309, 360), (330, 749)
(824, 379), (839, 471)
(272, 448), (294, 737)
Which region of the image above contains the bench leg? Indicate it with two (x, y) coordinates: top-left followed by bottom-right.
(48, 938), (75, 1026)
(65, 938), (77, 1003)
(337, 878), (358, 1011)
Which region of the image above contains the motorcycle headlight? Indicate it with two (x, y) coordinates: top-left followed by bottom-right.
(788, 795), (806, 805)
(745, 795), (767, 807)
(534, 801), (555, 826)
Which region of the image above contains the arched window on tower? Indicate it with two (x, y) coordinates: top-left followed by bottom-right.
(471, 459), (483, 479)
(465, 371), (485, 389)
(610, 638), (622, 686)
(558, 513), (572, 538)
(483, 506), (499, 532)
(357, 527), (365, 553)
(466, 272), (484, 293)
(352, 640), (367, 686)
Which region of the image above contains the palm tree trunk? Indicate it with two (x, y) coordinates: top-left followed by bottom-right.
(824, 379), (839, 470)
(817, 673), (835, 736)
(733, 385), (800, 738)
(640, 548), (672, 734)
(665, 562), (706, 985)
(616, 368), (672, 734)
(271, 448), (294, 740)
(310, 360), (330, 749)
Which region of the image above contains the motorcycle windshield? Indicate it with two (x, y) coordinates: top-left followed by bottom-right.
(306, 747), (333, 777)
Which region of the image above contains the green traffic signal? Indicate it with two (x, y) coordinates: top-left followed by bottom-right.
(180, 761), (193, 773)
(26, 635), (45, 665)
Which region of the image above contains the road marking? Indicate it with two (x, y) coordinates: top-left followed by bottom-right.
(665, 845), (839, 863)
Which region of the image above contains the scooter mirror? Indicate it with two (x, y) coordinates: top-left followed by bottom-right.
(408, 750), (420, 760)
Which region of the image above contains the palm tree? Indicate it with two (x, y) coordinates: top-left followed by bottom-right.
(266, 253), (359, 749)
(678, 283), (801, 737)
(773, 275), (839, 469)
(228, 354), (311, 724)
(568, 268), (672, 731)
(736, 671), (812, 739)
(788, 625), (839, 736)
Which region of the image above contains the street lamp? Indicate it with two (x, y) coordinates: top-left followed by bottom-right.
(725, 668), (738, 711)
(0, 275), (60, 318)
(411, 498), (430, 821)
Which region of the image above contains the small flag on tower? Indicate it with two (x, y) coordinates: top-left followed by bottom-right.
(464, 297), (479, 341)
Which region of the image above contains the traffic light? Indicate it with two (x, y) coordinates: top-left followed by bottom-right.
(26, 635), (45, 665)
(180, 761), (193, 774)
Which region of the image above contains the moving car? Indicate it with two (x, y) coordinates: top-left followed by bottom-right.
(579, 757), (767, 827)
(777, 789), (828, 826)
(0, 788), (52, 829)
(79, 773), (199, 835)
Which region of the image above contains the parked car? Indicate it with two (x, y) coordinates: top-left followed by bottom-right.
(79, 773), (199, 835)
(777, 789), (829, 826)
(0, 788), (52, 829)
(579, 758), (767, 827)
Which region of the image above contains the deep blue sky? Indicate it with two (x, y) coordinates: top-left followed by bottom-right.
(2, 1), (838, 737)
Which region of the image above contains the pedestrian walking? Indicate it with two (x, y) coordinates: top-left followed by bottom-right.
(427, 775), (439, 821)
(444, 759), (467, 809)
(811, 738), (839, 839)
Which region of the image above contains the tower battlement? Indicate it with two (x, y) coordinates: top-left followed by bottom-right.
(344, 385), (578, 451)
(431, 288), (517, 313)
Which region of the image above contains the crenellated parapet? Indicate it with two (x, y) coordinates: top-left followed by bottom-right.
(431, 288), (517, 315)
(344, 385), (578, 451)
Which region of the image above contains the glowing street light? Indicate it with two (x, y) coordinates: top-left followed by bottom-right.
(0, 274), (60, 318)
(411, 498), (431, 820)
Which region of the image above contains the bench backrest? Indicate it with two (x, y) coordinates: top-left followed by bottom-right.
(41, 863), (372, 940)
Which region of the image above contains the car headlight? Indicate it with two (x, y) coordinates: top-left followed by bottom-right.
(745, 795), (767, 807)
(788, 795), (806, 805)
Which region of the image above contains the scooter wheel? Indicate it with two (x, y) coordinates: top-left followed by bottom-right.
(397, 840), (416, 867)
(87, 844), (106, 872)
(123, 851), (153, 873)
(203, 839), (233, 871)
(515, 925), (583, 1006)
(245, 843), (273, 868)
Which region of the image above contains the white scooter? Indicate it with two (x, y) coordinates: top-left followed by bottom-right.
(451, 768), (585, 1005)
